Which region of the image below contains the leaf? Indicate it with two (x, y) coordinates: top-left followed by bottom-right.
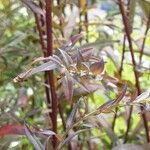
(70, 33), (83, 46)
(66, 103), (78, 128)
(98, 114), (118, 144)
(90, 59), (105, 75)
(62, 74), (74, 104)
(71, 47), (93, 62)
(132, 90), (150, 103)
(76, 49), (85, 69)
(0, 124), (25, 137)
(97, 83), (127, 113)
(57, 128), (90, 150)
(14, 61), (57, 82)
(73, 83), (100, 97)
(24, 123), (44, 150)
(62, 33), (83, 51)
(39, 130), (56, 137)
(22, 0), (45, 16)
(72, 77), (89, 93)
(81, 82), (100, 92)
(58, 48), (73, 66)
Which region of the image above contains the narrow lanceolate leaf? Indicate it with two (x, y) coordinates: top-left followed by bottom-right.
(22, 0), (45, 16)
(24, 123), (43, 150)
(0, 124), (25, 137)
(57, 129), (90, 150)
(90, 59), (105, 75)
(76, 49), (84, 67)
(96, 83), (127, 113)
(62, 74), (74, 104)
(66, 103), (78, 128)
(14, 61), (57, 82)
(77, 47), (93, 61)
(30, 57), (51, 66)
(70, 33), (83, 45)
(39, 130), (56, 137)
(58, 48), (73, 66)
(62, 33), (83, 51)
(132, 90), (150, 103)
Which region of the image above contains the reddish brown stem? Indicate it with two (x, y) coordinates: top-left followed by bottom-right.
(119, 36), (126, 76)
(112, 107), (118, 131)
(117, 0), (150, 142)
(45, 0), (58, 147)
(139, 17), (150, 64)
(84, 2), (88, 42)
(124, 106), (133, 143)
(34, 14), (46, 53)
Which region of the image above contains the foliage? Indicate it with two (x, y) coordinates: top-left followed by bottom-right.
(1, 0), (150, 150)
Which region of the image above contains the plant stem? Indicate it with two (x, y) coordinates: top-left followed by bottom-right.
(139, 17), (150, 64)
(117, 0), (150, 142)
(45, 0), (58, 147)
(84, 1), (88, 42)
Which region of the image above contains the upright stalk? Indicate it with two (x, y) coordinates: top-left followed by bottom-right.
(45, 0), (58, 147)
(117, 0), (150, 142)
(139, 17), (150, 64)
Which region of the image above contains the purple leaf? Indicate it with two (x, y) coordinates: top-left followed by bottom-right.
(24, 123), (44, 150)
(14, 61), (57, 82)
(39, 130), (56, 137)
(22, 0), (45, 16)
(62, 74), (74, 104)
